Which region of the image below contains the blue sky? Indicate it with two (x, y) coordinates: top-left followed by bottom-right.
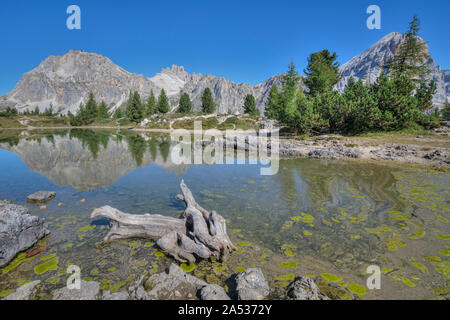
(1, 0), (449, 95)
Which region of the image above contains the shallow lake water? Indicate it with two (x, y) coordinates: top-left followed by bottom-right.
(0, 129), (448, 300)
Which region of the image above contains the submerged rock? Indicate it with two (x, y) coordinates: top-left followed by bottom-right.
(200, 284), (231, 300)
(26, 191), (56, 204)
(144, 263), (207, 300)
(3, 280), (41, 300)
(235, 268), (269, 300)
(286, 276), (322, 300)
(0, 200), (49, 267)
(102, 290), (129, 300)
(52, 280), (101, 300)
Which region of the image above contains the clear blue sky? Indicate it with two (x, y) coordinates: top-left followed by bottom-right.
(1, 0), (449, 95)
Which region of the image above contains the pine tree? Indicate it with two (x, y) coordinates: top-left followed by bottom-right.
(157, 89), (169, 113)
(177, 92), (193, 113)
(243, 94), (258, 116)
(126, 91), (144, 122)
(85, 92), (98, 119)
(442, 99), (450, 121)
(385, 14), (430, 81)
(33, 106), (40, 115)
(146, 90), (157, 115)
(281, 61), (300, 122)
(201, 88), (216, 114)
(303, 50), (341, 96)
(264, 84), (281, 119)
(113, 108), (123, 119)
(97, 101), (109, 118)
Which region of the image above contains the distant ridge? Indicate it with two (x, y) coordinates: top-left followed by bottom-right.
(1, 33), (448, 115)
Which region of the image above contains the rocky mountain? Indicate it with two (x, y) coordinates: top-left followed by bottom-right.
(337, 32), (449, 108)
(0, 32), (448, 115)
(0, 50), (282, 115)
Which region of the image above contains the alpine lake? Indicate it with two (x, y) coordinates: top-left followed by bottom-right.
(0, 129), (448, 300)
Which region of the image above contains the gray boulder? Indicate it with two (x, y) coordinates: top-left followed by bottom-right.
(0, 200), (49, 267)
(235, 268), (269, 300)
(3, 280), (41, 300)
(26, 191), (56, 204)
(286, 276), (321, 300)
(52, 280), (101, 300)
(102, 290), (129, 300)
(144, 263), (207, 300)
(200, 284), (231, 300)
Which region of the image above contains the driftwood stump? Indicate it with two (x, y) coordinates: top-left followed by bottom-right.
(91, 180), (236, 263)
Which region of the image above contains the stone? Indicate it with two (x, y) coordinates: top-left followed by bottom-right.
(235, 268), (269, 300)
(102, 290), (129, 300)
(286, 276), (321, 300)
(26, 191), (56, 204)
(3, 280), (41, 300)
(144, 263), (207, 300)
(200, 284), (231, 300)
(0, 200), (49, 267)
(52, 280), (101, 300)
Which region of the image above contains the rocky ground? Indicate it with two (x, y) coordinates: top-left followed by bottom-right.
(2, 263), (330, 301)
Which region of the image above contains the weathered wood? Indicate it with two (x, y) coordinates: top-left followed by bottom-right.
(90, 180), (235, 262)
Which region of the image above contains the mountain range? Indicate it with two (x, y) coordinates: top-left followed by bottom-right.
(0, 32), (448, 115)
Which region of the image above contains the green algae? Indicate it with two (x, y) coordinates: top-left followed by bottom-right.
(0, 289), (14, 297)
(236, 267), (245, 273)
(40, 253), (57, 261)
(154, 250), (164, 257)
(34, 257), (59, 275)
(144, 242), (154, 247)
(290, 213), (314, 224)
(303, 230), (312, 236)
(278, 262), (298, 268)
(78, 225), (95, 232)
(411, 262), (428, 273)
(275, 274), (295, 281)
(1, 252), (33, 274)
(321, 273), (343, 282)
(435, 234), (450, 240)
(107, 267), (116, 272)
(401, 277), (416, 287)
(180, 263), (196, 273)
(237, 242), (251, 247)
(65, 243), (73, 248)
(348, 283), (366, 296)
(438, 249), (450, 256)
(45, 277), (60, 285)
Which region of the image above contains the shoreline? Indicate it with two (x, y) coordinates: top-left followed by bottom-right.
(1, 125), (449, 168)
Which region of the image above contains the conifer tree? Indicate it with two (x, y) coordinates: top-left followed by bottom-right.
(146, 90), (157, 115)
(177, 92), (193, 113)
(97, 101), (109, 118)
(157, 89), (169, 113)
(201, 88), (216, 114)
(126, 91), (144, 122)
(385, 14), (431, 81)
(303, 50), (341, 96)
(243, 94), (258, 116)
(265, 84), (281, 119)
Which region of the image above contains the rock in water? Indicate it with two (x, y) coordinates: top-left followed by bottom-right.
(144, 263), (207, 300)
(235, 268), (270, 300)
(200, 284), (231, 300)
(286, 276), (321, 300)
(52, 280), (101, 300)
(102, 291), (129, 300)
(3, 280), (41, 300)
(0, 200), (49, 267)
(26, 191), (56, 204)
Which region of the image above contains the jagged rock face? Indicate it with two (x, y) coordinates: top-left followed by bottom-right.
(337, 32), (450, 108)
(1, 33), (448, 114)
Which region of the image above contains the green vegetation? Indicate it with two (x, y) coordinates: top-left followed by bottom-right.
(201, 88), (216, 114)
(177, 92), (193, 113)
(157, 89), (169, 114)
(442, 99), (450, 121)
(145, 90), (157, 116)
(126, 91), (144, 123)
(266, 15), (440, 135)
(243, 94), (259, 116)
